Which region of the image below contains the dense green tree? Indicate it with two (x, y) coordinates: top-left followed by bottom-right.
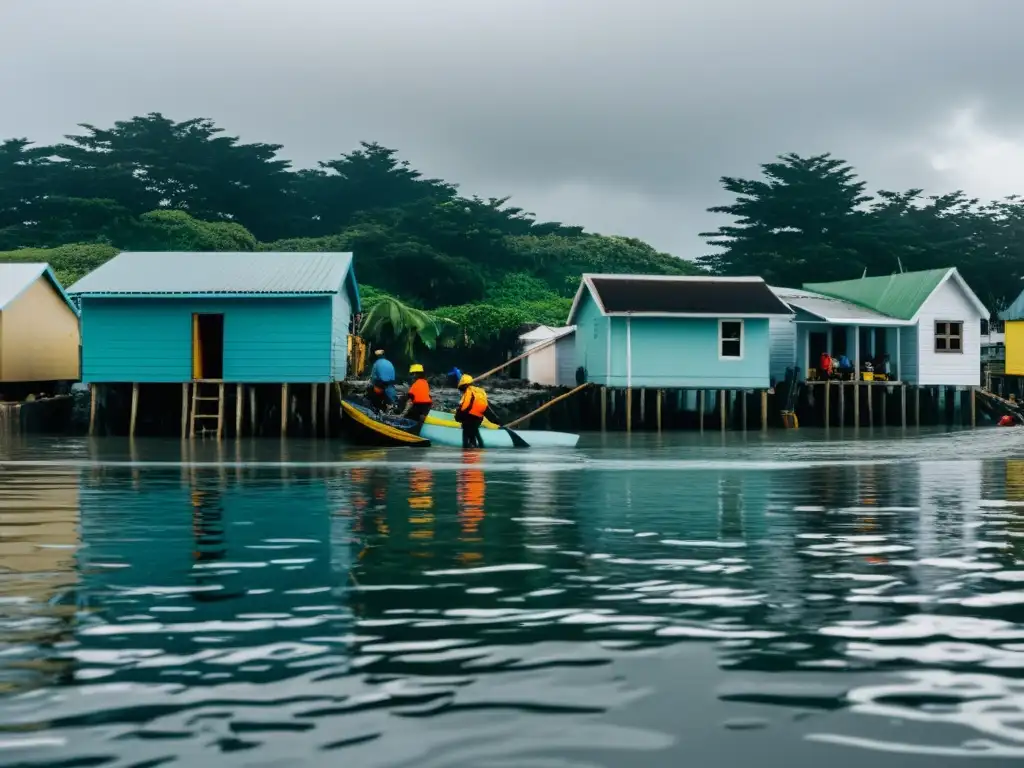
(0, 243), (119, 286)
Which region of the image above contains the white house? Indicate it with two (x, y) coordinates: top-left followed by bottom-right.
(769, 267), (988, 387)
(519, 325), (577, 387)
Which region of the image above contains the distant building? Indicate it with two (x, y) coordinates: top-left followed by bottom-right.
(518, 325), (576, 387)
(0, 263), (80, 384)
(1000, 287), (1024, 378)
(67, 251), (360, 384)
(567, 274), (792, 390)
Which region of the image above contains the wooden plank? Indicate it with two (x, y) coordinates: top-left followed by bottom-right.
(505, 382), (591, 428)
(600, 386), (607, 432)
(760, 390), (767, 431)
(129, 382), (139, 437)
(280, 383), (289, 437)
(311, 382), (318, 437)
(89, 384), (97, 436)
(181, 383), (189, 439)
(216, 382), (225, 440)
(235, 384), (243, 438)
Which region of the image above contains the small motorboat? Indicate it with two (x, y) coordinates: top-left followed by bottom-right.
(421, 409), (579, 449)
(339, 400), (430, 447)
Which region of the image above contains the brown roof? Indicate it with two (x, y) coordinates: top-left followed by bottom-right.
(582, 275), (792, 317)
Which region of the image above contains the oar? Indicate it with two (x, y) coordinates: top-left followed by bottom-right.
(501, 426), (530, 448)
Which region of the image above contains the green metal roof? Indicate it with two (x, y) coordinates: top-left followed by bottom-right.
(1000, 287), (1024, 321)
(803, 268), (952, 321)
(67, 251), (359, 309)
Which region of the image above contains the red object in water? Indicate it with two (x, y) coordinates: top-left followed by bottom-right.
(998, 415), (1015, 427)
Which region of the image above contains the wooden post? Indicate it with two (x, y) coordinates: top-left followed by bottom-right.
(720, 389), (726, 432)
(699, 390), (705, 433)
(88, 384), (98, 436)
(249, 387), (257, 436)
(311, 382), (318, 437)
(901, 384), (907, 429)
(129, 382), (139, 437)
(854, 383), (860, 428)
(323, 382), (331, 438)
(838, 382), (845, 428)
(970, 386), (977, 427)
(866, 383), (874, 427)
(189, 382), (198, 438)
(625, 389), (632, 433)
(235, 384), (244, 438)
(181, 383), (189, 438)
(656, 389), (663, 432)
(280, 383), (288, 437)
(640, 389), (646, 427)
(600, 386), (607, 432)
(914, 386), (921, 426)
(760, 390), (767, 431)
(741, 390), (747, 431)
(216, 382), (225, 440)
(824, 381), (830, 428)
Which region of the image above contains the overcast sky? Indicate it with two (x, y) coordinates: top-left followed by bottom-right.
(2, 0), (1022, 257)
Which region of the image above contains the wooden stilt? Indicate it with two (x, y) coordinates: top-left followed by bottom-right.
(129, 382), (139, 437)
(914, 386), (921, 426)
(249, 387), (257, 436)
(311, 382), (318, 437)
(824, 381), (830, 428)
(235, 384), (244, 438)
(720, 389), (726, 432)
(761, 390), (767, 431)
(189, 382), (198, 438)
(866, 383), (874, 427)
(901, 384), (907, 429)
(699, 390), (705, 433)
(741, 390), (747, 431)
(323, 382), (331, 438)
(600, 386), (607, 432)
(881, 388), (887, 426)
(640, 389), (646, 427)
(280, 383), (288, 437)
(88, 384), (98, 436)
(216, 383), (225, 440)
(839, 382), (845, 427)
(656, 389), (663, 432)
(625, 388), (633, 432)
(971, 386), (977, 427)
(854, 383), (860, 428)
(181, 383), (189, 438)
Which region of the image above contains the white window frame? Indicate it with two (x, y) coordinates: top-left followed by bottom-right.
(934, 320), (964, 354)
(719, 318), (744, 360)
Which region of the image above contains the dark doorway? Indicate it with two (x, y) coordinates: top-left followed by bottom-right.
(831, 327), (848, 357)
(192, 313), (224, 380)
(809, 331), (828, 373)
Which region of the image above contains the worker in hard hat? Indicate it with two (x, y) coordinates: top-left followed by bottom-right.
(398, 363), (433, 423)
(367, 349), (397, 413)
(456, 374), (488, 448)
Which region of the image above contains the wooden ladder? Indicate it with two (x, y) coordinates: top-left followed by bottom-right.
(189, 381), (226, 438)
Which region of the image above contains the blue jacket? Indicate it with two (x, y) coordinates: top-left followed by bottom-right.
(369, 358), (396, 386)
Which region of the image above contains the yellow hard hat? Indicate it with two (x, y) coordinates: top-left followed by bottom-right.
(409, 363), (424, 374)
(458, 374), (474, 388)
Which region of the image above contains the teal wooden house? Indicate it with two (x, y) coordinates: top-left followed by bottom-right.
(567, 274), (792, 390)
(66, 251), (360, 437)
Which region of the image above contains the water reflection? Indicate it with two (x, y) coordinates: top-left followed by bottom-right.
(0, 434), (1021, 765)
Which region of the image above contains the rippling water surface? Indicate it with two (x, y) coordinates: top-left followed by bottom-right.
(1, 428), (1024, 766)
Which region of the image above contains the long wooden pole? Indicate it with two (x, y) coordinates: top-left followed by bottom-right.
(473, 335), (562, 383)
(504, 383), (591, 428)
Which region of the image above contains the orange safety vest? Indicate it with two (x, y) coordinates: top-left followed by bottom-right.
(408, 378), (432, 405)
(459, 385), (488, 418)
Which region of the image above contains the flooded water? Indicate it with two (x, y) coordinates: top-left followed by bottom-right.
(1, 428), (1023, 766)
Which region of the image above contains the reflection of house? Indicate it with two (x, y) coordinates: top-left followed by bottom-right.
(770, 268), (988, 387)
(519, 325), (576, 386)
(0, 263), (80, 384)
(568, 274), (792, 389)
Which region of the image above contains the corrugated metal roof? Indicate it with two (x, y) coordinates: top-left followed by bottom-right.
(769, 286), (911, 325)
(803, 268), (951, 321)
(66, 251), (356, 298)
(519, 325), (575, 342)
(1000, 287), (1024, 321)
(0, 262), (77, 314)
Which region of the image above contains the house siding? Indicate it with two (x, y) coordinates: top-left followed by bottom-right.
(523, 342), (556, 385)
(899, 325), (919, 383)
(555, 336), (577, 387)
(330, 288), (352, 380)
(81, 296), (332, 383)
(0, 276), (80, 383)
(915, 279), (982, 386)
(769, 316), (797, 383)
(574, 293), (608, 383)
(1006, 321), (1024, 376)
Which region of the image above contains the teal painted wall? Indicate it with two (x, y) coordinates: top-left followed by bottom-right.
(81, 296), (337, 383)
(573, 290), (772, 388)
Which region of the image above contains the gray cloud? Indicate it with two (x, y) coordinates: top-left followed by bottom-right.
(3, 0), (1024, 256)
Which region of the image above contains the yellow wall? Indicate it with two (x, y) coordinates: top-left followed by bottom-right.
(0, 276), (80, 383)
(1007, 321), (1024, 376)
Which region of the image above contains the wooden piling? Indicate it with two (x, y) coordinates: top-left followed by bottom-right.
(656, 389), (663, 432)
(699, 390), (705, 433)
(189, 382), (198, 438)
(838, 382), (845, 427)
(311, 382), (318, 437)
(280, 383), (288, 436)
(249, 387), (257, 436)
(129, 382), (139, 437)
(901, 384), (907, 429)
(181, 383), (189, 438)
(89, 384), (97, 436)
(881, 388), (887, 427)
(600, 386), (607, 432)
(741, 390), (747, 431)
(626, 388), (633, 432)
(761, 390), (768, 431)
(235, 384), (243, 438)
(824, 381), (830, 428)
(323, 382), (331, 437)
(867, 383), (874, 427)
(971, 386), (977, 427)
(854, 383), (860, 427)
(217, 383), (225, 440)
(640, 389), (646, 427)
(720, 389), (726, 432)
(914, 386), (921, 426)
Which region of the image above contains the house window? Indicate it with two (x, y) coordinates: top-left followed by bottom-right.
(935, 320), (963, 353)
(720, 319), (743, 359)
